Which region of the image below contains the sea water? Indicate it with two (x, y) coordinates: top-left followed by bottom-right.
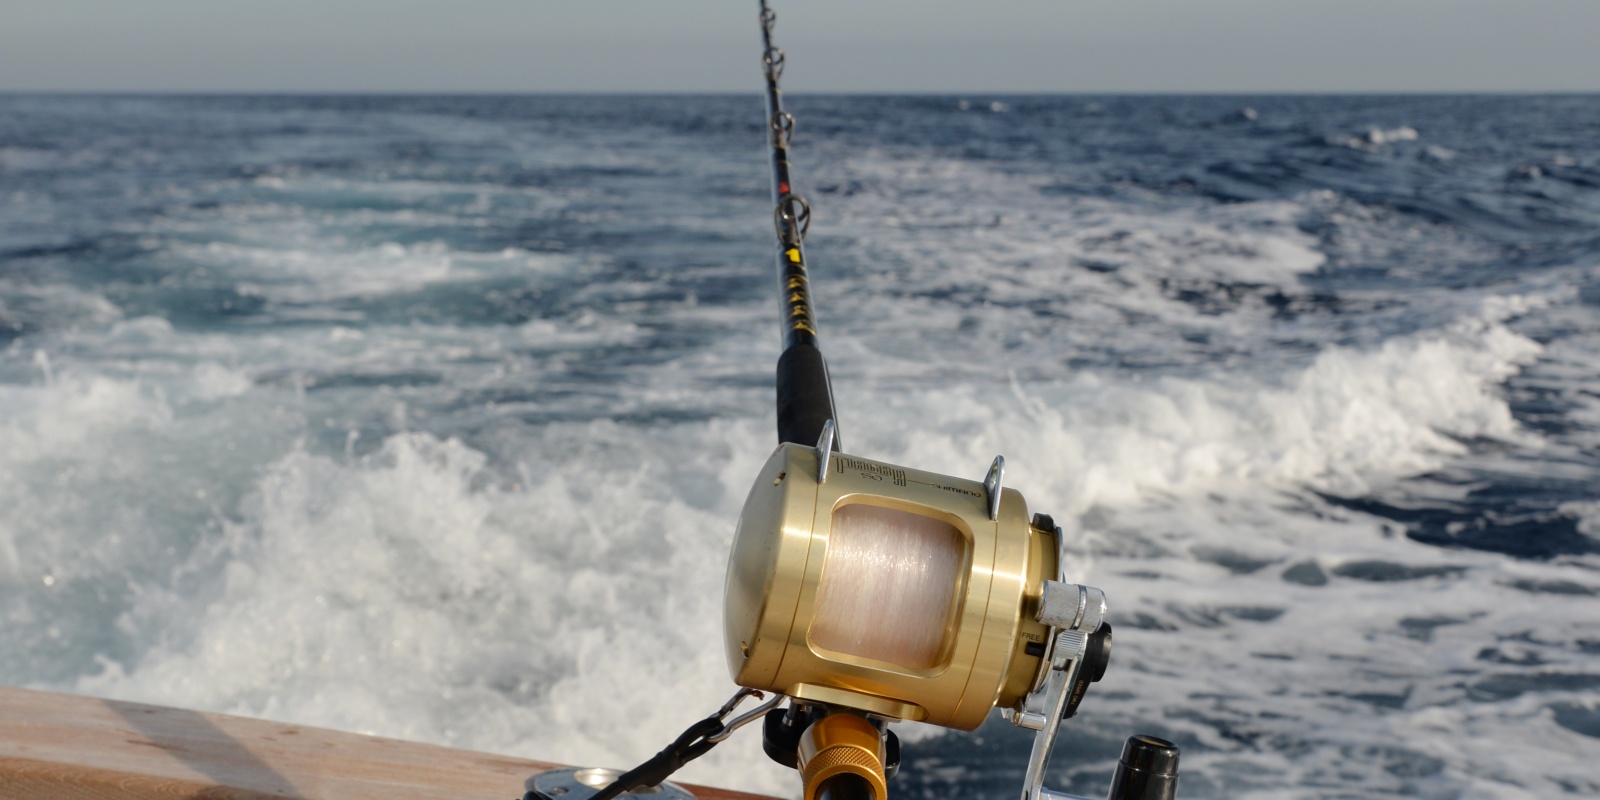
(1, 94), (1597, 799)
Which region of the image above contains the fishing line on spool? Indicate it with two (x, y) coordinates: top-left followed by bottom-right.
(809, 504), (966, 670)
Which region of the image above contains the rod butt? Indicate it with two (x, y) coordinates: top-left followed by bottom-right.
(1106, 735), (1179, 800)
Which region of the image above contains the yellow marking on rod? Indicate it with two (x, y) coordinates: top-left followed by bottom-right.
(791, 307), (810, 318)
(786, 248), (802, 263)
(788, 277), (808, 291)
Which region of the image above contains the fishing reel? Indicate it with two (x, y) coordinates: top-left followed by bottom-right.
(723, 422), (1178, 800)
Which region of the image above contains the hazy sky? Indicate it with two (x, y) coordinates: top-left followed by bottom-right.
(3, 0), (1596, 93)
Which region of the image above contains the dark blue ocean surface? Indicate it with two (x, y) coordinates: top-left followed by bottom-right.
(1, 94), (1597, 798)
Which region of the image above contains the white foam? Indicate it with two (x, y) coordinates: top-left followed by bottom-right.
(793, 148), (1332, 386)
(0, 281), (123, 334)
(63, 425), (797, 794)
(191, 364), (253, 401)
(1334, 126), (1421, 150)
(1559, 501), (1600, 540)
(0, 370), (171, 465)
(163, 239), (586, 306)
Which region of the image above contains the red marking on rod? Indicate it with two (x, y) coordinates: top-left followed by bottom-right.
(779, 182), (790, 194)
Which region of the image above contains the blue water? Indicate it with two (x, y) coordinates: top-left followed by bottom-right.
(2, 94), (1597, 798)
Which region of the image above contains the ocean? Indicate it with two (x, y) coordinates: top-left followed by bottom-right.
(1, 93), (1597, 799)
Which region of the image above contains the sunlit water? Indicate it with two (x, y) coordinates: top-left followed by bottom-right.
(2, 94), (1598, 799)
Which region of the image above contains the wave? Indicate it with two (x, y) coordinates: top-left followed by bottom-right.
(1331, 126), (1421, 151)
(0, 294), (1558, 795)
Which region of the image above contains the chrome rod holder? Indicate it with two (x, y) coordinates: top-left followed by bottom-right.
(815, 418), (835, 484)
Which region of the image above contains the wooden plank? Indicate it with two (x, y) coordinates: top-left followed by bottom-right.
(0, 685), (775, 800)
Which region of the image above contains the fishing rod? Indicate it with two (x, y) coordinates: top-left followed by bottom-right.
(528, 5), (1180, 800)
(758, 0), (840, 451)
(723, 5), (1180, 800)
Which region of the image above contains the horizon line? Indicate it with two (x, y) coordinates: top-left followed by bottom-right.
(4, 88), (1598, 97)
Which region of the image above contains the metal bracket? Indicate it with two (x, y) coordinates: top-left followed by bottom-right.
(774, 193), (811, 245)
(816, 419), (835, 485)
(983, 456), (1004, 520)
(526, 768), (696, 800)
(770, 110), (795, 149)
(762, 46), (785, 81)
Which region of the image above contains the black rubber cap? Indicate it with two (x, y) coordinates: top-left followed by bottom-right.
(1120, 735), (1179, 775)
(1107, 735), (1179, 800)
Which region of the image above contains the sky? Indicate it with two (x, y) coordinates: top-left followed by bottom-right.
(1, 0), (1597, 93)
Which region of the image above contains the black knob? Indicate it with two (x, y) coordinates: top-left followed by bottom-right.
(1064, 623), (1113, 719)
(1085, 622), (1113, 683)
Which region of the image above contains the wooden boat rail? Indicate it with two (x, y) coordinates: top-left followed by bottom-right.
(0, 685), (776, 800)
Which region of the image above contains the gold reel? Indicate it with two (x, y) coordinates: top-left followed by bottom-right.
(723, 436), (1060, 732)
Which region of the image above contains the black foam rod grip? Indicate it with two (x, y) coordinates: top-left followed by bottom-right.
(1107, 735), (1179, 800)
(776, 343), (839, 448)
